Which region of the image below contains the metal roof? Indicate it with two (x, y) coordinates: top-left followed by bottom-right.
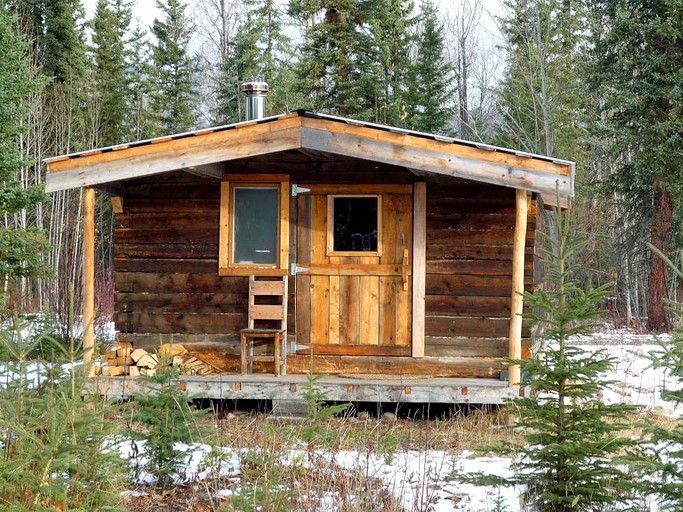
(44, 109), (574, 168)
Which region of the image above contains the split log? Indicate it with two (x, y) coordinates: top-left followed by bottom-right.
(99, 342), (217, 377)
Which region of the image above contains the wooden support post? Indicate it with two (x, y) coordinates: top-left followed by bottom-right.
(412, 182), (427, 357)
(83, 187), (96, 366)
(508, 189), (529, 387)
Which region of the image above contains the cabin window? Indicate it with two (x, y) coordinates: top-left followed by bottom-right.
(219, 175), (289, 276)
(327, 195), (382, 256)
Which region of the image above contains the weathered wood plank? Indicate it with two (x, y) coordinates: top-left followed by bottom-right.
(328, 270), (340, 345)
(424, 336), (532, 358)
(288, 353), (504, 379)
(309, 195), (329, 344)
(46, 117), (303, 191)
(425, 274), (531, 297)
(299, 184), (413, 195)
(115, 212), (219, 229)
(298, 264), (402, 276)
(395, 193), (412, 347)
(427, 217), (535, 232)
(296, 195), (311, 346)
(115, 312), (245, 334)
(309, 276), (329, 344)
(412, 182), (427, 357)
(125, 198), (220, 214)
(125, 182), (220, 199)
(114, 272), (248, 293)
(426, 228), (533, 245)
(117, 292), (246, 307)
(114, 258), (217, 274)
(426, 244), (533, 261)
(425, 295), (512, 317)
(359, 258), (379, 345)
(301, 117), (571, 176)
(339, 273), (360, 344)
(119, 301), (246, 315)
(115, 227), (217, 244)
(379, 194), (397, 346)
(116, 333), (241, 352)
(426, 259), (532, 276)
(295, 344), (410, 356)
(426, 316), (528, 338)
(115, 243), (218, 259)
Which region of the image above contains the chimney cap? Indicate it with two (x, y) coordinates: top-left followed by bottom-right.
(241, 82), (269, 94)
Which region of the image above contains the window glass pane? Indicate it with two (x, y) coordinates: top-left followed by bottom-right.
(233, 187), (279, 265)
(333, 197), (378, 252)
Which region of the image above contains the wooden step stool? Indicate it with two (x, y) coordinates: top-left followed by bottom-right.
(240, 275), (288, 376)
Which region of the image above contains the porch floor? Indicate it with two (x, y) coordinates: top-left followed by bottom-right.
(88, 373), (519, 405)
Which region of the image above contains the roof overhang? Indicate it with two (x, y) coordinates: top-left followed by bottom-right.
(44, 111), (575, 207)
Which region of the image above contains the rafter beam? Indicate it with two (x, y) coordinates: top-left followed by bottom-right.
(185, 163), (224, 180)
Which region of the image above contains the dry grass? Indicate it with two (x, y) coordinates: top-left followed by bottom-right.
(118, 403), (670, 511)
(118, 405), (527, 511)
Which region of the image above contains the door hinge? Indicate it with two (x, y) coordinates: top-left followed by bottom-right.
(290, 263), (310, 275)
(291, 184), (311, 196)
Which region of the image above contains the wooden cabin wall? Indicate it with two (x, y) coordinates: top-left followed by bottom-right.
(112, 173), (297, 353)
(112, 168), (537, 362)
(423, 180), (535, 358)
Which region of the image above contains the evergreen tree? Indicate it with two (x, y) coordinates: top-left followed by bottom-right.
(90, 0), (133, 146)
(0, 4), (50, 304)
(466, 207), (637, 511)
(149, 0), (198, 135)
(406, 0), (453, 134)
(234, 0), (297, 116)
(646, 247), (683, 509)
(371, 0), (415, 126)
(43, 0), (87, 83)
(289, 0), (383, 120)
(126, 23), (155, 140)
(587, 0), (683, 332)
(213, 45), (242, 124)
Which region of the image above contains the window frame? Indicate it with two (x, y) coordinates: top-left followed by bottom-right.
(326, 194), (382, 257)
(219, 174), (289, 276)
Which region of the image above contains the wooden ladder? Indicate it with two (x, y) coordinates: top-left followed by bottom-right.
(240, 275), (288, 376)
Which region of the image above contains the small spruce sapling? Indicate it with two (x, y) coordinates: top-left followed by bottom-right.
(0, 319), (125, 510)
(644, 244), (683, 509)
(465, 205), (638, 511)
(128, 353), (210, 489)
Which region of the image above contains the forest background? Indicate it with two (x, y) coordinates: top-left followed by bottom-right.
(1, 0), (681, 337)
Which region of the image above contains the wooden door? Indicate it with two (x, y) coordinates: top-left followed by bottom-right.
(295, 184), (412, 356)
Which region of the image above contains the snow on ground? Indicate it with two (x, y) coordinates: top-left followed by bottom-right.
(115, 328), (679, 511)
(0, 326), (673, 510)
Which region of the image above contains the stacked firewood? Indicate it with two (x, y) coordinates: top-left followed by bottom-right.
(97, 342), (216, 377)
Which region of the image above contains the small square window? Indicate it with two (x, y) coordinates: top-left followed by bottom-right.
(328, 195), (381, 256)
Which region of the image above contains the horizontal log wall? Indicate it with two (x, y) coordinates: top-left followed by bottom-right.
(424, 180), (535, 358)
(114, 168), (412, 353)
(114, 173), (296, 352)
(114, 169), (537, 365)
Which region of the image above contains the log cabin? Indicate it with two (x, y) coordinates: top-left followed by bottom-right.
(44, 85), (574, 407)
